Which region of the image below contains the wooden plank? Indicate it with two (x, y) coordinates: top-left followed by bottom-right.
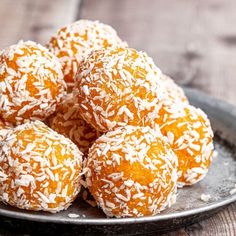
(80, 0), (236, 106)
(185, 204), (236, 235)
(0, 0), (81, 48)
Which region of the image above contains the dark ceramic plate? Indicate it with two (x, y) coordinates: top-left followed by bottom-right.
(0, 88), (236, 235)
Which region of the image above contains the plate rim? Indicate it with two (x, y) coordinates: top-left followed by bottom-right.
(0, 193), (235, 225)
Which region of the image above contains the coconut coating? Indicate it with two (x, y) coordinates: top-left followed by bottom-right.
(0, 40), (66, 125)
(0, 119), (5, 129)
(49, 94), (101, 154)
(74, 47), (163, 132)
(48, 20), (127, 91)
(0, 118), (12, 141)
(156, 104), (214, 186)
(0, 121), (83, 212)
(85, 126), (178, 218)
(160, 74), (188, 105)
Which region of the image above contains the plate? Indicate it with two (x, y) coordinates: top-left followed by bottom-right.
(0, 88), (236, 235)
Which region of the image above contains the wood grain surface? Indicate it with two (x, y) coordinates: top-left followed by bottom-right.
(0, 0), (235, 235)
(0, 0), (81, 48)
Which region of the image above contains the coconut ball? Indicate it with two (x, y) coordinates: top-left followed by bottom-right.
(0, 121), (83, 212)
(0, 40), (66, 125)
(85, 126), (178, 217)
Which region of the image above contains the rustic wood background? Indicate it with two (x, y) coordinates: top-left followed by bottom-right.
(0, 0), (235, 235)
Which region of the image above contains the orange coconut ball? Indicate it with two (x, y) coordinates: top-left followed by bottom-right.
(160, 74), (189, 105)
(0, 121), (83, 212)
(74, 47), (164, 132)
(155, 104), (214, 187)
(85, 126), (178, 218)
(0, 40), (66, 125)
(48, 20), (127, 91)
(49, 94), (101, 154)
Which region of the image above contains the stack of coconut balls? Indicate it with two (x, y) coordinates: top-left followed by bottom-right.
(0, 20), (214, 218)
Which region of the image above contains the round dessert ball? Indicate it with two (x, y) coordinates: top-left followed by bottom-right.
(48, 20), (127, 91)
(74, 47), (163, 132)
(49, 94), (101, 154)
(155, 104), (214, 187)
(0, 40), (66, 125)
(0, 121), (83, 212)
(160, 74), (188, 105)
(85, 126), (178, 218)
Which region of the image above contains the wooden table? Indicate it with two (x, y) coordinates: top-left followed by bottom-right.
(0, 0), (235, 235)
